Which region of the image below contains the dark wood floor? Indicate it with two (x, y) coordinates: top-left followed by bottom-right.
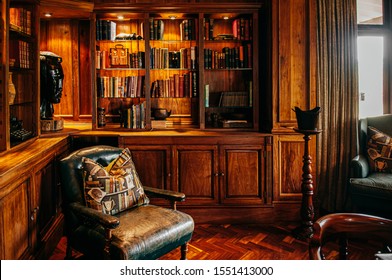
(49, 222), (382, 260)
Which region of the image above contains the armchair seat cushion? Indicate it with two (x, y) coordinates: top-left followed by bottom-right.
(70, 204), (194, 260)
(350, 173), (392, 200)
(350, 173), (392, 217)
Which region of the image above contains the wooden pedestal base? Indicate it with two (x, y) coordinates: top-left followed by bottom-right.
(292, 128), (321, 240)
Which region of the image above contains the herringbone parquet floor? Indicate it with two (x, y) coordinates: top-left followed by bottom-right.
(50, 222), (380, 260)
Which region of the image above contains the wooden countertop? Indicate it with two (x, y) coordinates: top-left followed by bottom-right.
(0, 136), (69, 189)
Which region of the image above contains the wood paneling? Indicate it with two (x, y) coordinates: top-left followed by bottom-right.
(40, 20), (92, 120)
(272, 0), (317, 130)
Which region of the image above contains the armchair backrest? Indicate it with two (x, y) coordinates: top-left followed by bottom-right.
(60, 145), (123, 206)
(359, 114), (392, 156)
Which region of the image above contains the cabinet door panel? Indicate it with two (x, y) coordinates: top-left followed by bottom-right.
(220, 145), (264, 205)
(273, 134), (317, 201)
(174, 145), (219, 205)
(34, 161), (56, 241)
(127, 146), (171, 190)
(1, 181), (30, 259)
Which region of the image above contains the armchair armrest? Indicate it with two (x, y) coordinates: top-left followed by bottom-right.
(69, 202), (120, 229)
(351, 154), (370, 178)
(144, 186), (186, 202)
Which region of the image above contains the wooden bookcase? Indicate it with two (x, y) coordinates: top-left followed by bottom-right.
(91, 3), (261, 131)
(0, 0), (39, 153)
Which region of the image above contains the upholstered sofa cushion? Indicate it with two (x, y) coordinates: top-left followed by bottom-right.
(82, 148), (149, 215)
(367, 126), (392, 173)
(350, 172), (392, 201)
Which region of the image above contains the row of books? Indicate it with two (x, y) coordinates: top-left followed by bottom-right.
(97, 75), (145, 98)
(150, 47), (197, 69)
(96, 20), (117, 41)
(96, 50), (145, 69)
(149, 19), (164, 40)
(179, 19), (196, 40)
(10, 7), (31, 35)
(9, 40), (32, 69)
(203, 17), (252, 41)
(204, 44), (252, 69)
(151, 72), (197, 98)
(120, 102), (146, 129)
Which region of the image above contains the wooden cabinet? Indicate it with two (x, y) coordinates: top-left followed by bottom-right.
(91, 3), (261, 131)
(0, 0), (40, 153)
(0, 137), (70, 259)
(119, 132), (272, 210)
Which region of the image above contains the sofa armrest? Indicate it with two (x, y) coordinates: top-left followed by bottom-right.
(351, 154), (370, 178)
(69, 202), (120, 229)
(144, 186), (186, 202)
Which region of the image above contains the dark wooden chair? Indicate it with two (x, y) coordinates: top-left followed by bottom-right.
(309, 213), (392, 260)
(60, 145), (194, 260)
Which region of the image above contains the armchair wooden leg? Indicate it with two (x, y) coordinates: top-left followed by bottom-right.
(180, 243), (188, 260)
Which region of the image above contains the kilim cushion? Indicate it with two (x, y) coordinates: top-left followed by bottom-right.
(82, 148), (149, 215)
(367, 126), (392, 173)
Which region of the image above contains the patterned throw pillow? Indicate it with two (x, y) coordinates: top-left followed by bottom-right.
(367, 126), (392, 173)
(82, 148), (149, 215)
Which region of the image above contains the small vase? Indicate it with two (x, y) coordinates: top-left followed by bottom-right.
(8, 72), (16, 105)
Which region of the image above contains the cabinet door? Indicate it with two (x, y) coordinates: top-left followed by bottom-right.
(32, 160), (56, 246)
(202, 11), (258, 131)
(0, 180), (31, 259)
(94, 13), (147, 129)
(173, 145), (219, 205)
(126, 145), (172, 191)
(219, 145), (265, 205)
(149, 14), (199, 129)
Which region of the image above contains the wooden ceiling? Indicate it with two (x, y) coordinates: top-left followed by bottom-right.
(40, 0), (94, 19)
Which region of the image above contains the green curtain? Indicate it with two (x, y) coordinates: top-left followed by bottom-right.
(316, 0), (359, 213)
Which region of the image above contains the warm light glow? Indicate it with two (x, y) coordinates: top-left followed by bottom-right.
(44, 13), (52, 17)
(169, 15), (177, 20)
(223, 16), (229, 20)
(117, 15), (124, 20)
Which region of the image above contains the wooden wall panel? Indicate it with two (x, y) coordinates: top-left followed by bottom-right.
(272, 0), (316, 130)
(40, 21), (74, 117)
(40, 20), (92, 120)
(273, 134), (317, 201)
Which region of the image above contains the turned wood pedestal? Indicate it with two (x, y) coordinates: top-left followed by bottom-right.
(292, 128), (321, 240)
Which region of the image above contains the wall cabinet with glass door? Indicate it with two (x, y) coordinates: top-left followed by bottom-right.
(202, 11), (258, 131)
(92, 4), (260, 131)
(0, 0), (39, 153)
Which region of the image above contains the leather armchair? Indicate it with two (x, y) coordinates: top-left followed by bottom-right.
(349, 114), (392, 218)
(60, 145), (194, 260)
(309, 213), (392, 260)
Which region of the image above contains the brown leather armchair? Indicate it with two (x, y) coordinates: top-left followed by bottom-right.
(309, 213), (392, 260)
(60, 145), (194, 260)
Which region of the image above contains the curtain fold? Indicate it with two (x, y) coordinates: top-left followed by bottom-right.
(316, 0), (359, 213)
